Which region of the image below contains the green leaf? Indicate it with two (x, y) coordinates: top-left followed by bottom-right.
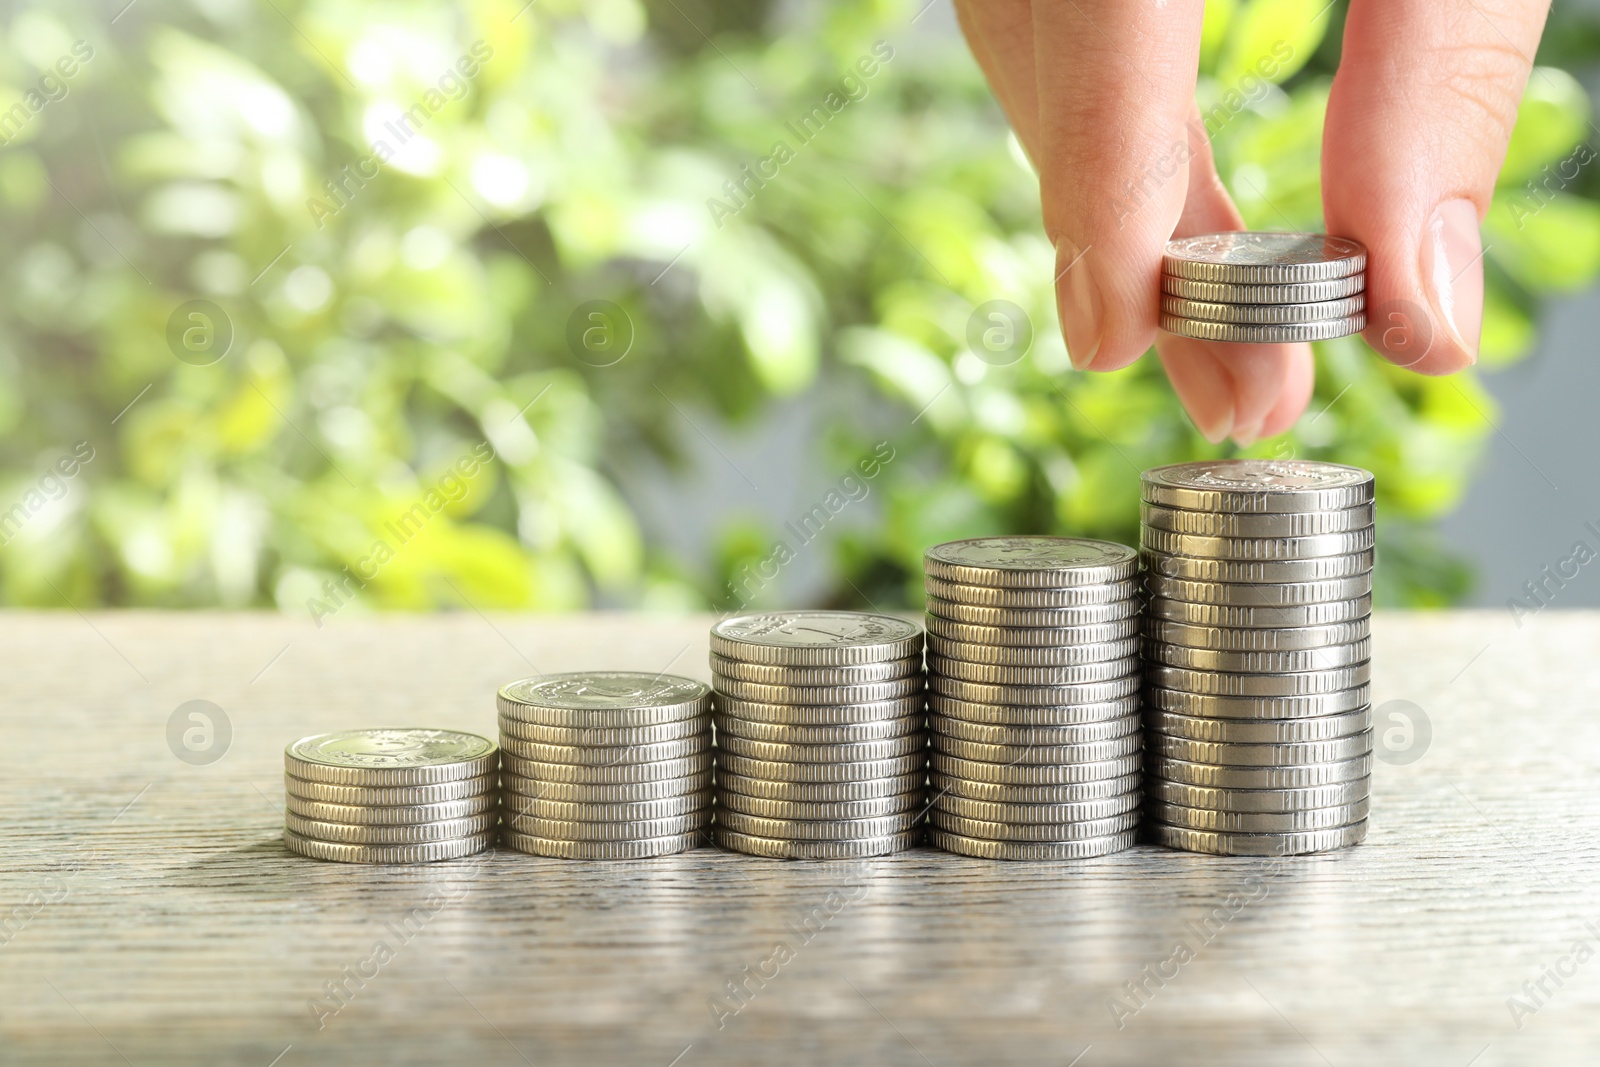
(1499, 67), (1591, 188)
(1214, 0), (1326, 90)
(1485, 192), (1600, 291)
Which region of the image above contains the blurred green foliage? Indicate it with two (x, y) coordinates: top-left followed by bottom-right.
(1, 0), (1597, 614)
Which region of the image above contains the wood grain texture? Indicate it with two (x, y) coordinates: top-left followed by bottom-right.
(1, 610), (1598, 1065)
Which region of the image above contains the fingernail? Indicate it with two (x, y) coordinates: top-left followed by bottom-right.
(1196, 404), (1234, 445)
(1420, 198), (1483, 363)
(1231, 421), (1261, 448)
(1056, 238), (1102, 370)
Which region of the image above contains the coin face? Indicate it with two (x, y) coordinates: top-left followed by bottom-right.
(1163, 232), (1367, 282)
(925, 537), (1137, 587)
(500, 671), (709, 710)
(286, 729), (495, 771)
(712, 611), (922, 665)
(1144, 459), (1373, 498)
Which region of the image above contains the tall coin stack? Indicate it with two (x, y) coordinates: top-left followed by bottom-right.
(922, 537), (1144, 860)
(1159, 232), (1366, 343)
(498, 672), (713, 859)
(283, 728), (498, 864)
(1139, 460), (1375, 856)
(711, 611), (926, 859)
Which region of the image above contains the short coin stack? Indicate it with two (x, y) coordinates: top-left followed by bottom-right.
(498, 672), (713, 859)
(1140, 459), (1375, 856)
(922, 537), (1144, 860)
(1159, 232), (1366, 343)
(711, 611), (926, 859)
(283, 728), (498, 864)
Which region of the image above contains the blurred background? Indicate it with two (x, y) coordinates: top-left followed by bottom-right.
(4, 0), (1600, 619)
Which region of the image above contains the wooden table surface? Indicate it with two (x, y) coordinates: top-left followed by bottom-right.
(2, 610), (1596, 1065)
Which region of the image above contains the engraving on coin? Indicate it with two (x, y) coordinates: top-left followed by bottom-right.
(286, 729), (495, 772)
(500, 672), (709, 711)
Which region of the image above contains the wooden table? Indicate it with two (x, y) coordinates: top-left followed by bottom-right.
(2, 611), (1595, 1065)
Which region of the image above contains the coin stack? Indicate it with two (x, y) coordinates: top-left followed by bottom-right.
(1140, 459), (1375, 856)
(921, 537), (1144, 860)
(710, 611), (926, 859)
(283, 728), (498, 864)
(1159, 232), (1366, 343)
(497, 672), (713, 859)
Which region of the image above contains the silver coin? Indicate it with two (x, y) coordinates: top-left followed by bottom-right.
(498, 672), (710, 725)
(1145, 662), (1369, 697)
(504, 793), (711, 822)
(1140, 502), (1373, 538)
(1144, 777), (1369, 813)
(501, 828), (701, 859)
(712, 675), (923, 706)
(1161, 272), (1366, 304)
(928, 827), (1137, 860)
(717, 810), (922, 841)
(1144, 684), (1370, 720)
(284, 828), (494, 864)
(1144, 617), (1370, 652)
(284, 812), (498, 844)
(499, 734), (709, 765)
(930, 752), (1142, 785)
(930, 809), (1139, 842)
(1145, 707), (1371, 744)
(505, 811), (711, 842)
(926, 596), (1140, 628)
(932, 733), (1142, 765)
(1143, 573), (1372, 606)
(497, 715), (706, 747)
(285, 796), (495, 825)
(924, 537), (1137, 588)
(718, 752), (925, 783)
(714, 695), (926, 725)
(1144, 595), (1370, 629)
(926, 634), (1140, 667)
(1162, 294), (1365, 325)
(929, 674), (1140, 706)
(1146, 798), (1369, 834)
(719, 791), (924, 820)
(1141, 526), (1375, 561)
(500, 751), (714, 784)
(930, 693), (1141, 726)
(284, 773), (495, 806)
(924, 575), (1137, 608)
(933, 792), (1140, 824)
(500, 773), (711, 804)
(708, 653), (920, 686)
(716, 734), (926, 763)
(1148, 730), (1373, 767)
(1141, 548), (1374, 583)
(714, 713), (923, 744)
(1145, 819), (1368, 856)
(931, 712), (1141, 746)
(716, 770), (926, 803)
(930, 770), (1141, 804)
(1162, 232), (1367, 283)
(1162, 312), (1366, 342)
(924, 615), (1138, 647)
(710, 611), (922, 666)
(1142, 459), (1375, 514)
(714, 827), (919, 859)
(284, 729), (497, 786)
(1145, 753), (1371, 789)
(927, 653), (1139, 686)
(1143, 637), (1372, 673)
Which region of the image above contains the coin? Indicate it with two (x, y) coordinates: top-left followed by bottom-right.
(500, 751), (714, 784)
(928, 827), (1137, 860)
(711, 676), (923, 706)
(717, 753), (925, 783)
(1141, 459), (1374, 514)
(283, 828), (494, 864)
(1145, 662), (1370, 697)
(926, 634), (1140, 666)
(931, 733), (1142, 765)
(708, 654), (920, 685)
(1143, 684), (1370, 719)
(1145, 752), (1371, 789)
(1145, 798), (1369, 834)
(715, 695), (926, 725)
(285, 796), (494, 825)
(924, 537), (1137, 588)
(1162, 233), (1367, 283)
(930, 752), (1141, 785)
(499, 672), (710, 726)
(284, 812), (498, 844)
(1144, 777), (1369, 813)
(932, 793), (1140, 823)
(504, 812), (710, 842)
(1147, 730), (1373, 767)
(1145, 819), (1368, 856)
(926, 653), (1139, 686)
(1144, 596), (1370, 629)
(714, 714), (923, 744)
(929, 810), (1139, 842)
(497, 716), (705, 746)
(1141, 526), (1375, 561)
(716, 810), (922, 841)
(713, 828), (919, 859)
(1139, 503), (1373, 538)
(498, 734), (708, 765)
(925, 597), (1140, 628)
(715, 770), (926, 803)
(924, 615), (1139, 646)
(1144, 617), (1370, 651)
(924, 575), (1137, 607)
(500, 774), (711, 804)
(719, 791), (924, 820)
(284, 774), (495, 806)
(1142, 573), (1372, 606)
(930, 693), (1140, 725)
(1140, 548), (1374, 583)
(716, 735), (926, 763)
(928, 674), (1140, 706)
(1161, 273), (1366, 303)
(501, 828), (702, 859)
(930, 771), (1142, 804)
(930, 713), (1141, 746)
(1164, 292), (1365, 323)
(284, 729), (497, 786)
(1162, 313), (1366, 343)
(1142, 637), (1371, 672)
(1144, 707), (1371, 744)
(710, 611), (922, 666)
(504, 793), (711, 822)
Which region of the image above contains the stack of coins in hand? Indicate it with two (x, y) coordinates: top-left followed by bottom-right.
(498, 672), (713, 859)
(922, 537), (1144, 860)
(283, 729), (498, 863)
(711, 611), (926, 859)
(1160, 233), (1366, 343)
(1140, 460), (1375, 856)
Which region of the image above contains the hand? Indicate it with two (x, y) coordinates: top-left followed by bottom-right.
(956, 0), (1550, 445)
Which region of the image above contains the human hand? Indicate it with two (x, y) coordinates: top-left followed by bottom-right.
(955, 0), (1550, 445)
